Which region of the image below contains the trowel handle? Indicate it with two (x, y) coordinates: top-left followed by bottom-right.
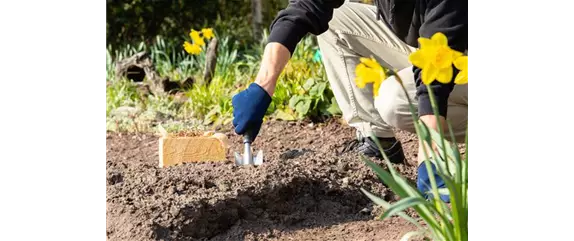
(243, 128), (255, 144)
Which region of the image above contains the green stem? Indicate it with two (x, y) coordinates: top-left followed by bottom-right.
(425, 85), (452, 175)
(425, 85), (450, 201)
(390, 71), (451, 239)
(393, 72), (444, 215)
(394, 73), (455, 237)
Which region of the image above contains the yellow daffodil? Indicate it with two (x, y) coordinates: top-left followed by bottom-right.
(355, 64), (369, 88)
(201, 28), (214, 40)
(454, 56), (468, 84)
(354, 57), (386, 97)
(408, 32), (463, 85)
(190, 29), (205, 46)
(373, 78), (382, 97)
(183, 41), (201, 55)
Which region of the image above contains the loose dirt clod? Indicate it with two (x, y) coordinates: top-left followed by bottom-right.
(107, 119), (425, 240)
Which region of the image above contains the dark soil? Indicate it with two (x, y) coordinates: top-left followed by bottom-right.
(106, 119), (426, 241)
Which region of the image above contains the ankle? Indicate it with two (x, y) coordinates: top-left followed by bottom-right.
(355, 130), (395, 142)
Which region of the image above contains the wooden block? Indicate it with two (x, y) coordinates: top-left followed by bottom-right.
(159, 136), (227, 168)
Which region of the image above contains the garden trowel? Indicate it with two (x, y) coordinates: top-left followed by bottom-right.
(234, 129), (263, 166)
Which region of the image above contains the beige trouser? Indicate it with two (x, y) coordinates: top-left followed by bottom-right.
(317, 2), (468, 143)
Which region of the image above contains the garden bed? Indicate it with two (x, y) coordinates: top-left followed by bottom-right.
(106, 119), (424, 240)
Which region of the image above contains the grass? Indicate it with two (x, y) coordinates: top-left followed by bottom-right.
(106, 31), (340, 133)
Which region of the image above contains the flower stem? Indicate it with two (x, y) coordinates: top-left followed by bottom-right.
(424, 84), (451, 216)
(392, 72), (447, 217)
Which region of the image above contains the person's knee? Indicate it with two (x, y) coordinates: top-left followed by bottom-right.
(374, 73), (416, 132)
(375, 102), (397, 128)
(374, 78), (404, 129)
(377, 102), (416, 136)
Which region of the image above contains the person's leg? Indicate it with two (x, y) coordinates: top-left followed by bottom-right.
(317, 2), (468, 203)
(317, 2), (415, 162)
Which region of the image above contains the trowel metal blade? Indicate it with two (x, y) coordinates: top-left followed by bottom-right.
(234, 152), (243, 165)
(253, 150), (263, 166)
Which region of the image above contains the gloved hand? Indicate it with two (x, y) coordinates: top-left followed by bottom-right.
(417, 162), (450, 203)
(232, 83), (272, 142)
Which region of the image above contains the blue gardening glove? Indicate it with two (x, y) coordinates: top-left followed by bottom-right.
(417, 162), (450, 203)
(232, 83), (272, 142)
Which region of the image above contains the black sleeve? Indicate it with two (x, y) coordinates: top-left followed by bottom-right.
(415, 0), (467, 117)
(267, 0), (345, 55)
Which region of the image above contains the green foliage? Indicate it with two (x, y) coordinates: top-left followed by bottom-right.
(360, 72), (467, 241)
(186, 75), (236, 126)
(272, 77), (338, 120)
(267, 37), (340, 120)
(106, 33), (340, 132)
(106, 79), (139, 117)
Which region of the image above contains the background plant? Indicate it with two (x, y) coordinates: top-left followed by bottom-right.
(106, 32), (340, 132)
